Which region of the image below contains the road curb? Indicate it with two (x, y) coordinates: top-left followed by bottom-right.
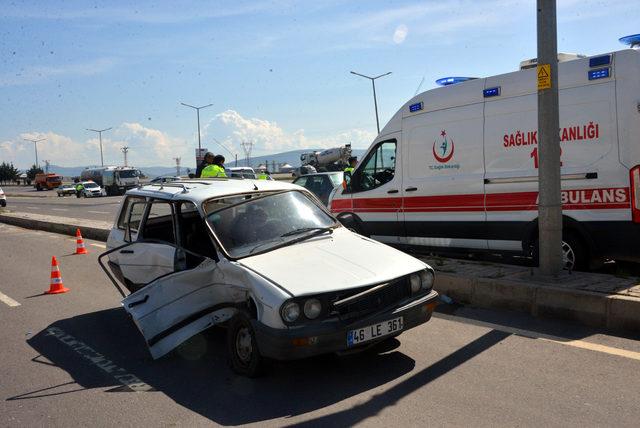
(434, 271), (640, 333)
(0, 213), (110, 241)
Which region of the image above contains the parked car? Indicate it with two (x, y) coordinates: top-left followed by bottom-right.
(0, 186), (6, 207)
(293, 171), (344, 206)
(150, 175), (180, 184)
(56, 184), (76, 197)
(227, 167), (257, 179)
(81, 181), (106, 197)
(100, 179), (438, 377)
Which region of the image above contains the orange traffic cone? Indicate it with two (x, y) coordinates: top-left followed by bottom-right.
(46, 256), (69, 294)
(75, 228), (88, 255)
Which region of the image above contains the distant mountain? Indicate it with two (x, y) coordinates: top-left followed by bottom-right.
(35, 147), (368, 178)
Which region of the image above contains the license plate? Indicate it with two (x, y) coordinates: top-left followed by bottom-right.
(347, 317), (404, 347)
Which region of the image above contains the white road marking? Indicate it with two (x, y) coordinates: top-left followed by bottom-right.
(0, 291), (21, 307)
(26, 206), (38, 209)
(91, 243), (106, 248)
(45, 327), (152, 392)
(51, 208), (68, 211)
(436, 313), (640, 362)
(87, 211), (109, 214)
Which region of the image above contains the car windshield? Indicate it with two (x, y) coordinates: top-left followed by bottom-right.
(46, 176), (61, 182)
(328, 173), (344, 187)
(117, 170), (138, 178)
(204, 190), (337, 258)
(84, 183), (99, 188)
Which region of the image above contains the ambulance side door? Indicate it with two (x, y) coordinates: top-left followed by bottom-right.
(344, 135), (403, 243)
(400, 101), (487, 251)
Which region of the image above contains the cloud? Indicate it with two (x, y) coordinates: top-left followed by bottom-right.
(393, 24), (408, 44)
(205, 110), (376, 156)
(0, 58), (117, 87)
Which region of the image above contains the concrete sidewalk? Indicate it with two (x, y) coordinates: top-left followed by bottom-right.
(418, 255), (640, 333)
(1, 210), (639, 333)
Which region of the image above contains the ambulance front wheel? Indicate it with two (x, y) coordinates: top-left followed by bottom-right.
(532, 232), (588, 271)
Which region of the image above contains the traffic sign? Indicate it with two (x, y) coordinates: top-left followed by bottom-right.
(537, 64), (551, 90)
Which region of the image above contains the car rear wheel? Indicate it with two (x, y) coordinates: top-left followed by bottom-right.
(227, 311), (264, 377)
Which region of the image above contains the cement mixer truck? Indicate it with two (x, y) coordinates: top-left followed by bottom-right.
(300, 144), (352, 172)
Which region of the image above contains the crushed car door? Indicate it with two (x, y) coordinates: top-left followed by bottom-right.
(121, 255), (241, 359)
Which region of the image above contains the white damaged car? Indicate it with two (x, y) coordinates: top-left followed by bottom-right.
(100, 178), (438, 376)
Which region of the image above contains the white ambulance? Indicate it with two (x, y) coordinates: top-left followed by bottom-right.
(330, 40), (640, 270)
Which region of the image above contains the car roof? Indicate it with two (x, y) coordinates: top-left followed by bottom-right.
(126, 178), (303, 204)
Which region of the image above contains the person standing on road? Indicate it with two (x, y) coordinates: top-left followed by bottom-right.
(201, 155), (228, 178)
(257, 170), (272, 180)
(196, 152), (215, 178)
(74, 180), (84, 198)
(344, 156), (358, 175)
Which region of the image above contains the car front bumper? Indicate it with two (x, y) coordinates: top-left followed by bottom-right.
(253, 290), (439, 361)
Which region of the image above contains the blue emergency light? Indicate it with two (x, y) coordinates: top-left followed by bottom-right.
(409, 102), (423, 112)
(589, 55), (611, 68)
(436, 76), (477, 86)
(483, 87), (501, 98)
(588, 68), (610, 80)
(619, 33), (640, 47)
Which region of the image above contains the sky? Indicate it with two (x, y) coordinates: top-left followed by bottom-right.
(1, 0), (639, 169)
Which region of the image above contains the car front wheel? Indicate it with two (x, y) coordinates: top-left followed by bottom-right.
(227, 311), (264, 377)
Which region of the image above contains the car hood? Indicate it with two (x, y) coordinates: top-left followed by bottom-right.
(239, 227), (427, 296)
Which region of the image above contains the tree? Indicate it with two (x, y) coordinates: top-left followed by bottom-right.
(0, 162), (20, 185)
(26, 164), (44, 181)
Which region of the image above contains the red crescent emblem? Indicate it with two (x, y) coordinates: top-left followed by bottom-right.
(432, 139), (455, 163)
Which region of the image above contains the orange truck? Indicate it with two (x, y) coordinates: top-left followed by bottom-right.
(34, 173), (62, 191)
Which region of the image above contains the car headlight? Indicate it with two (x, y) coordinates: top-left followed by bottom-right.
(281, 301), (300, 323)
(303, 298), (322, 319)
(419, 269), (435, 291)
(409, 273), (421, 294)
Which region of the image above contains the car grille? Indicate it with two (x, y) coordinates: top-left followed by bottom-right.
(332, 277), (410, 322)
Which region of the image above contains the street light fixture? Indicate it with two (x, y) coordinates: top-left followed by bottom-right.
(86, 127), (112, 167)
(181, 102), (213, 153)
(23, 137), (46, 167)
(350, 71), (392, 134)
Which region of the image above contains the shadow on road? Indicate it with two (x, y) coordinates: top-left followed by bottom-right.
(19, 307), (476, 425)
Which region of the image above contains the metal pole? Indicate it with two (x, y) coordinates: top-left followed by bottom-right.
(350, 71), (391, 135)
(537, 0), (563, 275)
(235, 154), (238, 167)
(24, 137), (46, 168)
(196, 109), (202, 152)
(372, 79), (380, 134)
(99, 131), (104, 166)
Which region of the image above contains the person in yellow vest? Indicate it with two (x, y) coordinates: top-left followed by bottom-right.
(201, 155), (228, 178)
(344, 156), (357, 175)
(257, 170), (272, 180)
(74, 180), (84, 198)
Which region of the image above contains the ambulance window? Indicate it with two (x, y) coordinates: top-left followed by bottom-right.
(351, 141), (396, 192)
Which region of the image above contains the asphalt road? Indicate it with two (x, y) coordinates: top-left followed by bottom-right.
(1, 223), (639, 427)
(1, 195), (121, 222)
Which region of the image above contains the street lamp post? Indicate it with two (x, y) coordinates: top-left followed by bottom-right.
(181, 102), (213, 153)
(86, 127), (112, 167)
(350, 71), (392, 134)
(23, 137), (46, 167)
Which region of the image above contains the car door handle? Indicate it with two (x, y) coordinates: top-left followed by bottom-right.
(127, 295), (149, 308)
(387, 189), (399, 194)
(120, 249), (134, 254)
(405, 187), (418, 192)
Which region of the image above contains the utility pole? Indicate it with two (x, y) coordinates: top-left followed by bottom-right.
(44, 160), (50, 173)
(537, 0), (563, 275)
(350, 71), (392, 134)
(173, 157), (181, 176)
(23, 137), (46, 167)
(86, 127), (112, 167)
(121, 146), (130, 166)
(181, 102), (213, 153)
(241, 141), (254, 167)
